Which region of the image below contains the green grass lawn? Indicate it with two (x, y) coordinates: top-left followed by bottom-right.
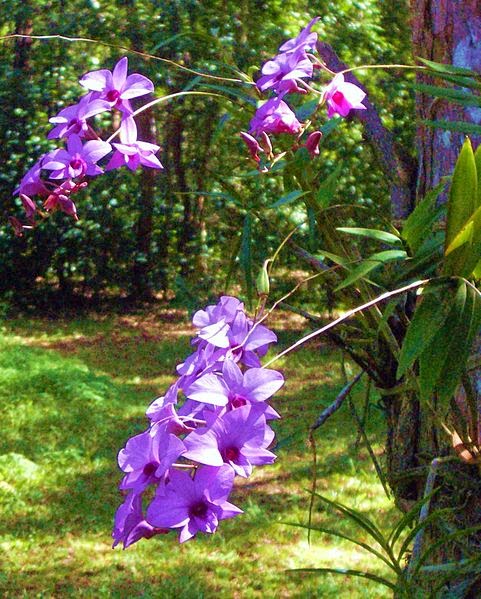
(0, 310), (397, 598)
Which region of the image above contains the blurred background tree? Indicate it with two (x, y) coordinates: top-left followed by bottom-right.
(0, 0), (412, 311)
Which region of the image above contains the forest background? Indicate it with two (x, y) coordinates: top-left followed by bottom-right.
(0, 0), (412, 310)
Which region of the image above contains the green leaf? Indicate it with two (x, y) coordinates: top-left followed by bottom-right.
(417, 57), (478, 77)
(335, 250), (407, 291)
(445, 138), (478, 259)
(408, 82), (481, 108)
(423, 120), (481, 136)
(336, 227), (402, 245)
(295, 98), (320, 120)
(387, 491), (439, 549)
(312, 161), (344, 210)
(402, 179), (447, 254)
(475, 145), (481, 208)
(418, 281), (467, 401)
(315, 249), (349, 266)
(271, 190), (308, 208)
(289, 568), (397, 591)
(311, 493), (388, 549)
(286, 523), (397, 573)
(397, 282), (458, 378)
(200, 83), (258, 105)
(239, 214), (253, 305)
(437, 285), (481, 405)
(320, 116), (343, 138)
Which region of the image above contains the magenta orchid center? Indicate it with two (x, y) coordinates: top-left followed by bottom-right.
(106, 89), (121, 103)
(230, 394), (247, 408)
(69, 157), (85, 170)
(332, 91), (344, 104)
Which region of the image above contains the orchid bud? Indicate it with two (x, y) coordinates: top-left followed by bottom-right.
(256, 260), (270, 297)
(305, 130), (322, 157)
(19, 193), (37, 219)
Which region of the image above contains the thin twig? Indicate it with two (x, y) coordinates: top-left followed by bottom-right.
(311, 373), (363, 432)
(0, 34), (247, 83)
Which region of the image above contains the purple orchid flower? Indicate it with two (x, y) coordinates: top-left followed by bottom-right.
(118, 424), (186, 492)
(146, 465), (242, 543)
(278, 17), (321, 54)
(185, 358), (284, 409)
(249, 97), (302, 137)
(42, 134), (112, 179)
(112, 491), (167, 549)
(183, 404), (276, 477)
(48, 92), (111, 140)
(257, 49), (314, 95)
(105, 117), (163, 171)
(324, 73), (366, 118)
(79, 57), (154, 113)
(14, 158), (48, 197)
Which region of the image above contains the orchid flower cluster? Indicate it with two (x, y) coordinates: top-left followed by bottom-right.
(113, 295), (284, 547)
(11, 57), (162, 235)
(241, 16), (366, 168)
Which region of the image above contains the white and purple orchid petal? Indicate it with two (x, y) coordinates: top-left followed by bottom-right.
(119, 116), (138, 144)
(222, 358), (244, 389)
(183, 430), (224, 467)
(82, 139), (112, 163)
(243, 367), (284, 401)
(185, 372), (229, 406)
(118, 430), (153, 472)
(198, 319), (230, 348)
(80, 68), (113, 92)
(139, 153), (163, 169)
(121, 73), (154, 99)
(112, 57), (128, 89)
(197, 464), (235, 504)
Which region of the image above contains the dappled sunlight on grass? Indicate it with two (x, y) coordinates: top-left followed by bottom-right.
(1, 312), (397, 597)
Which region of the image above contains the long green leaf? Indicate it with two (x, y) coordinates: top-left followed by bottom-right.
(417, 57), (478, 77)
(240, 213), (253, 305)
(336, 227), (402, 245)
(388, 491), (439, 549)
(311, 492), (388, 549)
(313, 161), (344, 210)
(408, 82), (481, 107)
(397, 282), (456, 378)
(418, 281), (467, 401)
(397, 508), (453, 562)
(335, 250), (407, 291)
(286, 522), (398, 573)
(271, 190), (308, 208)
(289, 567), (398, 591)
(415, 525), (481, 575)
(402, 179), (447, 253)
(437, 285), (481, 405)
(446, 138), (477, 250)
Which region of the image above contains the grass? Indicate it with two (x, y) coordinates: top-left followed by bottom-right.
(0, 309), (398, 598)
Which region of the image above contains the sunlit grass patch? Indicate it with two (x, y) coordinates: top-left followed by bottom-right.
(1, 313), (396, 598)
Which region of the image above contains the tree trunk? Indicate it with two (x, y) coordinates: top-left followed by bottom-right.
(411, 0), (481, 196)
